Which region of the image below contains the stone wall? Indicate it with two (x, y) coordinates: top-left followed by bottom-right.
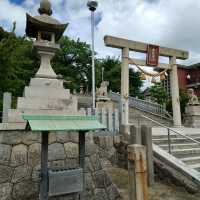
(0, 131), (121, 200)
(93, 134), (128, 170)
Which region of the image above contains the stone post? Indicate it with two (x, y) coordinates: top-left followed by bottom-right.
(2, 92), (12, 123)
(130, 125), (141, 145)
(170, 56), (182, 127)
(141, 125), (154, 186)
(128, 144), (148, 200)
(121, 47), (129, 135)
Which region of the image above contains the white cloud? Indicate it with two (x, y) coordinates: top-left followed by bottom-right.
(1, 0), (200, 66)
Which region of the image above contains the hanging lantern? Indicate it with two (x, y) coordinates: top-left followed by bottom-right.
(160, 74), (165, 81)
(140, 73), (146, 81)
(151, 77), (157, 84)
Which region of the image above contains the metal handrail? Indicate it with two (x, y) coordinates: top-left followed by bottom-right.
(139, 114), (200, 154)
(109, 92), (172, 120)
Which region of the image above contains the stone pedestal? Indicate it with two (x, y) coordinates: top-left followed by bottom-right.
(7, 77), (78, 123)
(184, 106), (200, 128)
(96, 99), (114, 110)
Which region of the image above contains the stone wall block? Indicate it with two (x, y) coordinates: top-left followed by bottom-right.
(0, 165), (13, 184)
(22, 133), (41, 145)
(12, 180), (39, 200)
(85, 173), (94, 190)
(65, 158), (78, 169)
(1, 131), (23, 145)
(12, 165), (32, 183)
(85, 142), (98, 156)
(94, 189), (108, 200)
(48, 143), (66, 161)
(106, 184), (121, 200)
(32, 169), (41, 182)
(64, 142), (78, 158)
(113, 136), (121, 147)
(0, 144), (11, 165)
(49, 133), (57, 144)
(68, 132), (79, 143)
(50, 160), (65, 170)
(28, 143), (41, 168)
(90, 154), (102, 171)
(85, 157), (94, 173)
(11, 144), (28, 167)
(94, 170), (112, 188)
(0, 183), (12, 200)
(56, 133), (70, 143)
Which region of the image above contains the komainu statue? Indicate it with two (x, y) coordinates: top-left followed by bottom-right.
(188, 88), (199, 105)
(96, 81), (109, 97)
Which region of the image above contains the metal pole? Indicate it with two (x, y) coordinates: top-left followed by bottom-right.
(167, 129), (171, 154)
(91, 10), (95, 113)
(79, 131), (86, 200)
(40, 131), (49, 200)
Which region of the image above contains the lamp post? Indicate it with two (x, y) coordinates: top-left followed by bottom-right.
(87, 0), (98, 114)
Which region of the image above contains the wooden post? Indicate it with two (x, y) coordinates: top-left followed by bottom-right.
(40, 131), (49, 200)
(130, 125), (141, 144)
(79, 131), (86, 200)
(121, 47), (129, 135)
(141, 125), (154, 186)
(170, 56), (182, 127)
(128, 144), (148, 200)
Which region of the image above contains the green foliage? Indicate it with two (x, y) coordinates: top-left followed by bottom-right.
(179, 89), (189, 114)
(0, 27), (143, 111)
(52, 36), (92, 92)
(0, 28), (39, 110)
(166, 89), (189, 117)
(149, 83), (168, 105)
(96, 57), (143, 96)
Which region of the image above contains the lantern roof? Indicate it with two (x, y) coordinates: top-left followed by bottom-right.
(26, 0), (68, 41)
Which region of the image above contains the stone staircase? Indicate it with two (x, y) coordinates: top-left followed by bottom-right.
(152, 128), (200, 191)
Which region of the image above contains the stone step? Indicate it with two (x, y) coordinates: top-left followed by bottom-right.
(181, 156), (200, 165)
(171, 148), (200, 158)
(159, 143), (200, 150)
(189, 163), (200, 171)
(152, 134), (179, 140)
(153, 137), (200, 145)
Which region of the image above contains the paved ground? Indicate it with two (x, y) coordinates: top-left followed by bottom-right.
(106, 167), (200, 200)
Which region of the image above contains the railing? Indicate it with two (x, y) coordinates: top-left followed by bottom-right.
(109, 92), (172, 120)
(137, 114), (200, 154)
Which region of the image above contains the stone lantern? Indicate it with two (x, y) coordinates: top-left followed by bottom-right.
(6, 0), (80, 123)
(26, 0), (68, 79)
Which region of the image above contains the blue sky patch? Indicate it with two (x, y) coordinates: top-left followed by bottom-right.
(10, 0), (25, 5)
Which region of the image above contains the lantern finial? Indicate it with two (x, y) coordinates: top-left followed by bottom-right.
(38, 0), (52, 16)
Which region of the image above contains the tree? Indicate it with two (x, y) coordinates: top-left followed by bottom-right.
(149, 83), (168, 105)
(166, 89), (189, 115)
(0, 27), (39, 110)
(52, 36), (93, 92)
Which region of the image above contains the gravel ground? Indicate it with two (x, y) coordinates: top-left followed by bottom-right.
(106, 167), (200, 200)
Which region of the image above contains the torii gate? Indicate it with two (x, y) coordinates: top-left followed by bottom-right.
(104, 35), (189, 133)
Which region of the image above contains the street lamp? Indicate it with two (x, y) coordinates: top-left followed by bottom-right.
(87, 0), (98, 113)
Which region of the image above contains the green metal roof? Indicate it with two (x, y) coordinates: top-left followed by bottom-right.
(22, 115), (106, 132)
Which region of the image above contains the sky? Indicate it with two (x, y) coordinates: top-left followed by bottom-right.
(0, 0), (200, 88)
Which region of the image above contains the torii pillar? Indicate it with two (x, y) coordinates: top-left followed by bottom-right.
(104, 36), (189, 130)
